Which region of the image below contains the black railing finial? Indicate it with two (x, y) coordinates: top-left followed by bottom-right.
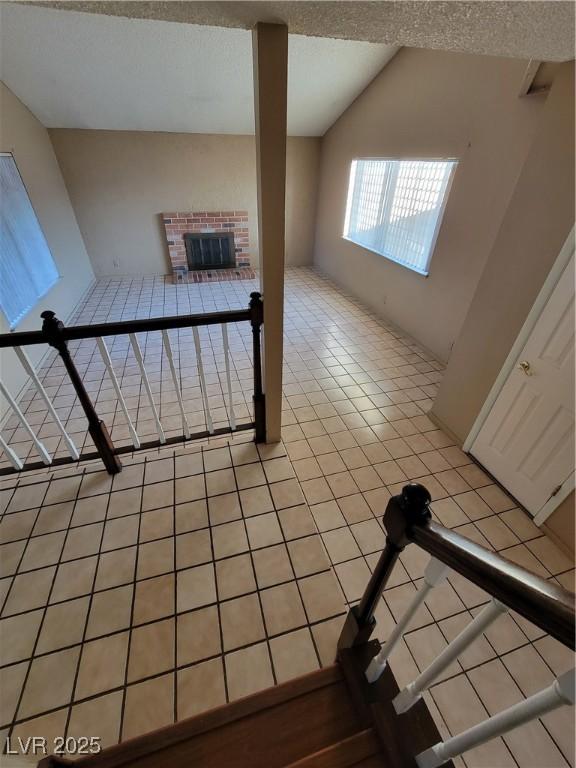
(41, 311), (66, 353)
(384, 482), (432, 549)
(400, 481), (432, 512)
(249, 291), (264, 325)
(338, 483), (432, 652)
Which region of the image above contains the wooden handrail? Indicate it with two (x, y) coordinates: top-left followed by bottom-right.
(0, 293), (266, 475)
(339, 483), (575, 652)
(411, 519), (575, 649)
(0, 306), (252, 348)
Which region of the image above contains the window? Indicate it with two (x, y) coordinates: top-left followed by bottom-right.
(0, 154), (59, 329)
(343, 158), (457, 275)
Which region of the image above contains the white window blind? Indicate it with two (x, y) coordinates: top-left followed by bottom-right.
(0, 154), (59, 329)
(343, 158), (457, 275)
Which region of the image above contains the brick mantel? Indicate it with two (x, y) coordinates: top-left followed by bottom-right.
(162, 211), (250, 279)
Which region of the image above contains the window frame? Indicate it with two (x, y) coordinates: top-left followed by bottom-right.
(342, 156), (458, 277)
(0, 152), (60, 330)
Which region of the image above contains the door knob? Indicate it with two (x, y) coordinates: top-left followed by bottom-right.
(518, 360), (532, 376)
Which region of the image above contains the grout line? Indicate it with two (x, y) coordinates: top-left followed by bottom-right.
(172, 449), (178, 725)
(117, 454), (146, 742)
(6, 469), (86, 745)
(63, 467), (115, 741)
(1, 271), (572, 768)
(230, 445), (278, 689)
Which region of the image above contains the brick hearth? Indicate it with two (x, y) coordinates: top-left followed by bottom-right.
(162, 211), (250, 280)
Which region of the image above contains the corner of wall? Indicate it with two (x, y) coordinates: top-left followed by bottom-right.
(431, 61), (575, 444)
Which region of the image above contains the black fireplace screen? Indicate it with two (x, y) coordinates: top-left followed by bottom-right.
(184, 232), (235, 270)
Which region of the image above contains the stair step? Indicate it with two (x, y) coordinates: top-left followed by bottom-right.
(41, 665), (365, 768)
(0, 757), (39, 767)
(284, 729), (385, 768)
(338, 644), (454, 768)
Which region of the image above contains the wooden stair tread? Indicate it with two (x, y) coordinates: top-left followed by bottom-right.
(40, 647), (450, 768)
(42, 664), (364, 768)
(338, 644), (453, 768)
(284, 728), (385, 768)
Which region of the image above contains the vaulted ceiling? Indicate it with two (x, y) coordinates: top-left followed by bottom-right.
(0, 3), (398, 136)
(1, 2), (573, 139)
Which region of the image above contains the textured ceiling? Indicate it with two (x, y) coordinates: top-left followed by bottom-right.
(0, 4), (398, 136)
(22, 0), (576, 62)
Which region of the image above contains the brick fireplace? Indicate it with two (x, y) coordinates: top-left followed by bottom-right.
(162, 211), (251, 282)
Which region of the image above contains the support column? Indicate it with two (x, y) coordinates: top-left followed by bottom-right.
(252, 22), (288, 443)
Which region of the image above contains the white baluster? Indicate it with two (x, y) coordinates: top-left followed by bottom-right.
(96, 337), (140, 449)
(0, 433), (23, 470)
(0, 380), (52, 465)
(14, 346), (79, 460)
(394, 598), (508, 713)
(192, 326), (214, 434)
(129, 333), (165, 444)
(416, 669), (575, 768)
(221, 324), (236, 431)
(366, 557), (449, 683)
(161, 329), (190, 439)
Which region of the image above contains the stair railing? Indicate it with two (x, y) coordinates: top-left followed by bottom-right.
(0, 292), (265, 475)
(338, 482), (575, 768)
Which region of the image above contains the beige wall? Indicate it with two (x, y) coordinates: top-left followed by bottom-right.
(0, 83), (94, 413)
(432, 61), (575, 442)
(49, 129), (320, 276)
(313, 48), (546, 362)
(543, 492), (575, 561)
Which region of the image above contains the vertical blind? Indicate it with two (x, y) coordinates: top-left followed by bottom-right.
(343, 158), (457, 275)
(0, 154), (59, 329)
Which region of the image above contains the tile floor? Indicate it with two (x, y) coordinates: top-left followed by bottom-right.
(0, 268), (574, 767)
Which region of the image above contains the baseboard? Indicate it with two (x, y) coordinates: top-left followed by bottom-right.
(311, 266), (444, 366)
(64, 277), (97, 324)
(426, 410), (465, 447)
(542, 522), (575, 563)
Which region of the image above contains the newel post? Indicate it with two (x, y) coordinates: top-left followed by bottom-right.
(249, 292), (266, 443)
(41, 311), (122, 475)
(338, 483), (432, 650)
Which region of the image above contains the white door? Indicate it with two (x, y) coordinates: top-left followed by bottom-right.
(471, 252), (575, 516)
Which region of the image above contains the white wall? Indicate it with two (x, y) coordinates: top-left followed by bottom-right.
(313, 48), (546, 362)
(0, 82), (94, 415)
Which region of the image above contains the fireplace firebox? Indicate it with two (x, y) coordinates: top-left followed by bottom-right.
(184, 232), (235, 270)
(163, 211), (251, 281)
